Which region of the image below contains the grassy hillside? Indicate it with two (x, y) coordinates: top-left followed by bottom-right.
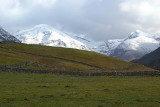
(133, 47), (160, 70)
(0, 71), (160, 107)
(0, 42), (155, 73)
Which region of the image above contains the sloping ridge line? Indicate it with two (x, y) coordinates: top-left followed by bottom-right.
(0, 46), (103, 69)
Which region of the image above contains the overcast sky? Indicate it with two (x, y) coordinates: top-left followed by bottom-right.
(0, 0), (160, 41)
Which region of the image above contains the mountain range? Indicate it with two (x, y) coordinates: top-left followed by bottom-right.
(0, 24), (159, 61)
(14, 24), (160, 61)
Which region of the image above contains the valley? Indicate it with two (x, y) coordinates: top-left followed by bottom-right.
(1, 0), (160, 106)
(0, 26), (160, 107)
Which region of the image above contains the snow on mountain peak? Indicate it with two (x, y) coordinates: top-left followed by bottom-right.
(135, 29), (143, 33)
(34, 24), (51, 28)
(129, 30), (148, 39)
(15, 24), (90, 50)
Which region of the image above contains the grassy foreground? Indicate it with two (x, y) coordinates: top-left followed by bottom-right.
(0, 71), (160, 107)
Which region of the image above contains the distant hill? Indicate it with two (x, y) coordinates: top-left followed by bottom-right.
(0, 42), (155, 75)
(132, 47), (160, 70)
(0, 26), (20, 42)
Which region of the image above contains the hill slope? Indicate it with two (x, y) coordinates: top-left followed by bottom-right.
(0, 42), (155, 75)
(133, 47), (160, 70)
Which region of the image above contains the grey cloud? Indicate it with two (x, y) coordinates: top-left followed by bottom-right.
(1, 0), (160, 41)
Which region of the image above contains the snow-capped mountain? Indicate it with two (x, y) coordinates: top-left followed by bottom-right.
(15, 24), (89, 50)
(109, 30), (160, 61)
(14, 24), (160, 62)
(0, 26), (20, 42)
(14, 24), (116, 54)
(93, 39), (124, 55)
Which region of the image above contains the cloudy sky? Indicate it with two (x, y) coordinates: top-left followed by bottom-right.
(0, 0), (160, 41)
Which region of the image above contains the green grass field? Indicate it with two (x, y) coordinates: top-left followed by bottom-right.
(0, 71), (160, 107)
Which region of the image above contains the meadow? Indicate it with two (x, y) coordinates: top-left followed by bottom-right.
(0, 71), (160, 107)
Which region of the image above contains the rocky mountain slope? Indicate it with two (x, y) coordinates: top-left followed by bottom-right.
(132, 47), (160, 70)
(0, 26), (20, 42)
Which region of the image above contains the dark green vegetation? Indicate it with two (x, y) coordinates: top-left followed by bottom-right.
(133, 47), (160, 70)
(0, 71), (160, 107)
(0, 42), (155, 75)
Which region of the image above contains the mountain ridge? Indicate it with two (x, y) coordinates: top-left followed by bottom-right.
(0, 26), (20, 43)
